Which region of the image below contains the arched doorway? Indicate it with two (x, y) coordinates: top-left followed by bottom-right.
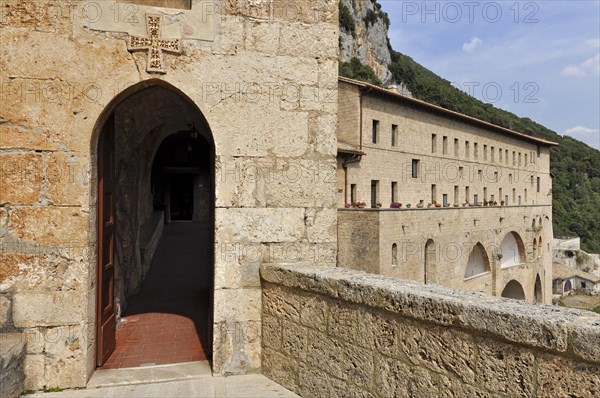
(94, 81), (214, 369)
(464, 243), (490, 278)
(500, 232), (525, 268)
(534, 274), (543, 303)
(424, 239), (435, 284)
(501, 280), (526, 300)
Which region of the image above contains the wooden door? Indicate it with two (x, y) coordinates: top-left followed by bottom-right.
(97, 115), (116, 366)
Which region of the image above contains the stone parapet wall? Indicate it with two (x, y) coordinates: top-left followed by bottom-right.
(261, 263), (600, 398)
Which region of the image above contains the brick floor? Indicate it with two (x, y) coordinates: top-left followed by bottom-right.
(103, 223), (212, 369)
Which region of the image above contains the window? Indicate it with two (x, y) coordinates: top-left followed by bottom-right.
(499, 188), (503, 203)
(431, 184), (437, 203)
(518, 195), (522, 205)
(530, 176), (534, 186)
(537, 177), (541, 193)
(443, 136), (448, 154)
(537, 145), (541, 158)
(474, 194), (478, 206)
(459, 167), (464, 179)
(431, 134), (437, 153)
(505, 194), (509, 205)
(491, 146), (495, 162)
(392, 243), (398, 266)
(372, 120), (379, 144)
(518, 152), (522, 167)
(499, 148), (502, 163)
(509, 173), (513, 183)
(524, 188), (528, 203)
(371, 180), (379, 208)
(454, 186), (459, 204)
(474, 143), (479, 159)
(350, 184), (357, 204)
(484, 145), (488, 161)
(494, 172), (499, 182)
(465, 141), (470, 158)
(513, 188), (516, 203)
(484, 187), (488, 201)
(442, 194), (448, 207)
(454, 138), (459, 157)
(525, 153), (528, 165)
(128, 0), (192, 9)
(391, 124), (398, 147)
(513, 151), (516, 166)
(412, 159), (420, 178)
(391, 182), (398, 203)
(478, 169), (483, 181)
(505, 149), (509, 164)
(465, 186), (470, 202)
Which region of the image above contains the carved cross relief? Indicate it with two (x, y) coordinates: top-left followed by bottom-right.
(127, 14), (182, 74)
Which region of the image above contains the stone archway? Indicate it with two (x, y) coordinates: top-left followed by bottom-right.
(424, 239), (436, 284)
(93, 81), (215, 369)
(534, 274), (543, 303)
(501, 280), (526, 300)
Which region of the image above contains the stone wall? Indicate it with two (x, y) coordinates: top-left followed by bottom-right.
(0, 0), (339, 387)
(0, 334), (25, 398)
(338, 205), (553, 304)
(261, 263), (600, 398)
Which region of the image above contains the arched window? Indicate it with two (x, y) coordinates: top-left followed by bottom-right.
(531, 218), (536, 229)
(464, 243), (490, 278)
(424, 239), (435, 284)
(534, 274), (542, 303)
(533, 238), (537, 258)
(539, 237), (543, 255)
(501, 280), (526, 300)
(392, 243), (398, 266)
(500, 232), (525, 268)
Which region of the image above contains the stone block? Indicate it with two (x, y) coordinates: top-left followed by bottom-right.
(262, 284), (301, 322)
(0, 153), (43, 205)
(373, 354), (412, 398)
(327, 301), (358, 344)
(8, 207), (89, 247)
(0, 295), (11, 328)
(569, 316), (600, 364)
(306, 207), (337, 243)
(0, 124), (59, 151)
(215, 208), (305, 244)
(213, 319), (261, 376)
(0, 252), (34, 293)
(537, 354), (600, 398)
(474, 337), (535, 397)
(23, 354), (44, 390)
(261, 314), (282, 351)
(281, 318), (307, 361)
(213, 288), (261, 323)
(298, 293), (328, 333)
(45, 153), (88, 206)
(329, 376), (376, 398)
(12, 291), (85, 328)
(262, 347), (298, 392)
(398, 322), (475, 384)
(298, 362), (330, 398)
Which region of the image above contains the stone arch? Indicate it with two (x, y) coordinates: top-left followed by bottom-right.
(91, 79), (216, 369)
(424, 239), (435, 284)
(500, 232), (526, 268)
(533, 238), (537, 258)
(531, 218), (536, 229)
(534, 274), (543, 303)
(501, 280), (526, 300)
(464, 243), (490, 278)
(564, 279), (573, 292)
(392, 243), (398, 266)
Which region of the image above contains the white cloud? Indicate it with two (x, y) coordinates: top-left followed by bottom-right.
(561, 54), (600, 77)
(564, 126), (600, 135)
(462, 37), (482, 53)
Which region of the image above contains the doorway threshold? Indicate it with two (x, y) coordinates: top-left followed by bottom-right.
(89, 361), (212, 389)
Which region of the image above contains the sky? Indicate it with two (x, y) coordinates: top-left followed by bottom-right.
(380, 0), (600, 150)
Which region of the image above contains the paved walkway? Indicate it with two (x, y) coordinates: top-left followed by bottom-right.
(103, 223), (212, 369)
(26, 362), (299, 398)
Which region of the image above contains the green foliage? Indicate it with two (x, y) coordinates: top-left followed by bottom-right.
(339, 57), (382, 86)
(339, 2), (356, 38)
(593, 305), (600, 314)
(22, 389), (36, 395)
(364, 9), (378, 27)
(43, 386), (64, 393)
(386, 49), (600, 254)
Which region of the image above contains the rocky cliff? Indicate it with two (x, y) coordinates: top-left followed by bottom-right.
(339, 0), (393, 85)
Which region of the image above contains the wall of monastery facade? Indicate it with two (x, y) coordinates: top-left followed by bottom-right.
(338, 206), (553, 304)
(0, 0), (339, 388)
